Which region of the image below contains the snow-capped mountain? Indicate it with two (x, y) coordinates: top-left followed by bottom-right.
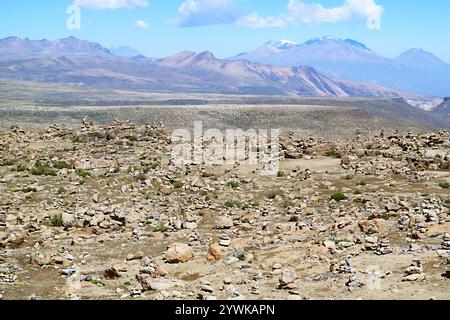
(231, 36), (386, 66)
(230, 36), (450, 97)
(0, 36), (412, 97)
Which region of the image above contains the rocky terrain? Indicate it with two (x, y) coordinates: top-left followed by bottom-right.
(1, 100), (449, 137)
(0, 119), (449, 300)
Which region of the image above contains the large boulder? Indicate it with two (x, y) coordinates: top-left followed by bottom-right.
(62, 212), (75, 228)
(214, 216), (234, 229)
(165, 243), (193, 264)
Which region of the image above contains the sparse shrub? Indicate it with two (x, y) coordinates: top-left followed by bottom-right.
(31, 161), (57, 176)
(227, 180), (240, 189)
(57, 187), (66, 195)
(353, 190), (363, 195)
(241, 203), (250, 210)
(51, 213), (63, 227)
(251, 200), (260, 208)
(75, 169), (92, 178)
(150, 162), (160, 170)
(201, 172), (212, 178)
(225, 199), (242, 208)
(277, 171), (285, 177)
(90, 279), (105, 287)
(237, 253), (246, 261)
(16, 164), (27, 172)
(18, 187), (37, 193)
(331, 192), (348, 202)
(151, 226), (168, 233)
(53, 161), (72, 170)
(281, 199), (292, 208)
(136, 172), (146, 181)
(267, 191), (279, 200)
(357, 180), (367, 186)
(438, 181), (449, 189)
(353, 198), (369, 205)
(173, 180), (184, 189)
(199, 190), (208, 197)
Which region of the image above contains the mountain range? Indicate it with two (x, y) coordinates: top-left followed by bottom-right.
(0, 36), (440, 103)
(0, 36), (401, 97)
(231, 36), (450, 97)
(0, 36), (111, 60)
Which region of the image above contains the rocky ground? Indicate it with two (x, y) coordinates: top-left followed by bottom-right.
(0, 120), (449, 300)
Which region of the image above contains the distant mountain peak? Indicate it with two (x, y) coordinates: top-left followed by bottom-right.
(110, 46), (142, 58)
(301, 36), (370, 50)
(60, 35), (78, 41)
(396, 48), (446, 68)
(322, 35), (339, 41)
(264, 40), (298, 50)
(398, 48), (440, 58)
(196, 51), (216, 59)
(157, 50), (218, 68)
(2, 36), (19, 41)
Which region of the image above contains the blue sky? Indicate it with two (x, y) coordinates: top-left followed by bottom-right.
(1, 0), (449, 62)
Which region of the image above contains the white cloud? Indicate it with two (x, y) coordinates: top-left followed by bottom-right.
(176, 0), (243, 27)
(74, 0), (149, 10)
(239, 0), (384, 30)
(237, 12), (286, 28)
(134, 19), (150, 30)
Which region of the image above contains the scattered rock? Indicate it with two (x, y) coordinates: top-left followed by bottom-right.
(104, 267), (121, 280)
(279, 269), (297, 290)
(206, 243), (228, 263)
(403, 259), (426, 282)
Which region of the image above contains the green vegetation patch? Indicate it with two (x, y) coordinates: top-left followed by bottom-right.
(438, 181), (449, 189)
(331, 192), (348, 202)
(31, 161), (57, 176)
(51, 213), (63, 227)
